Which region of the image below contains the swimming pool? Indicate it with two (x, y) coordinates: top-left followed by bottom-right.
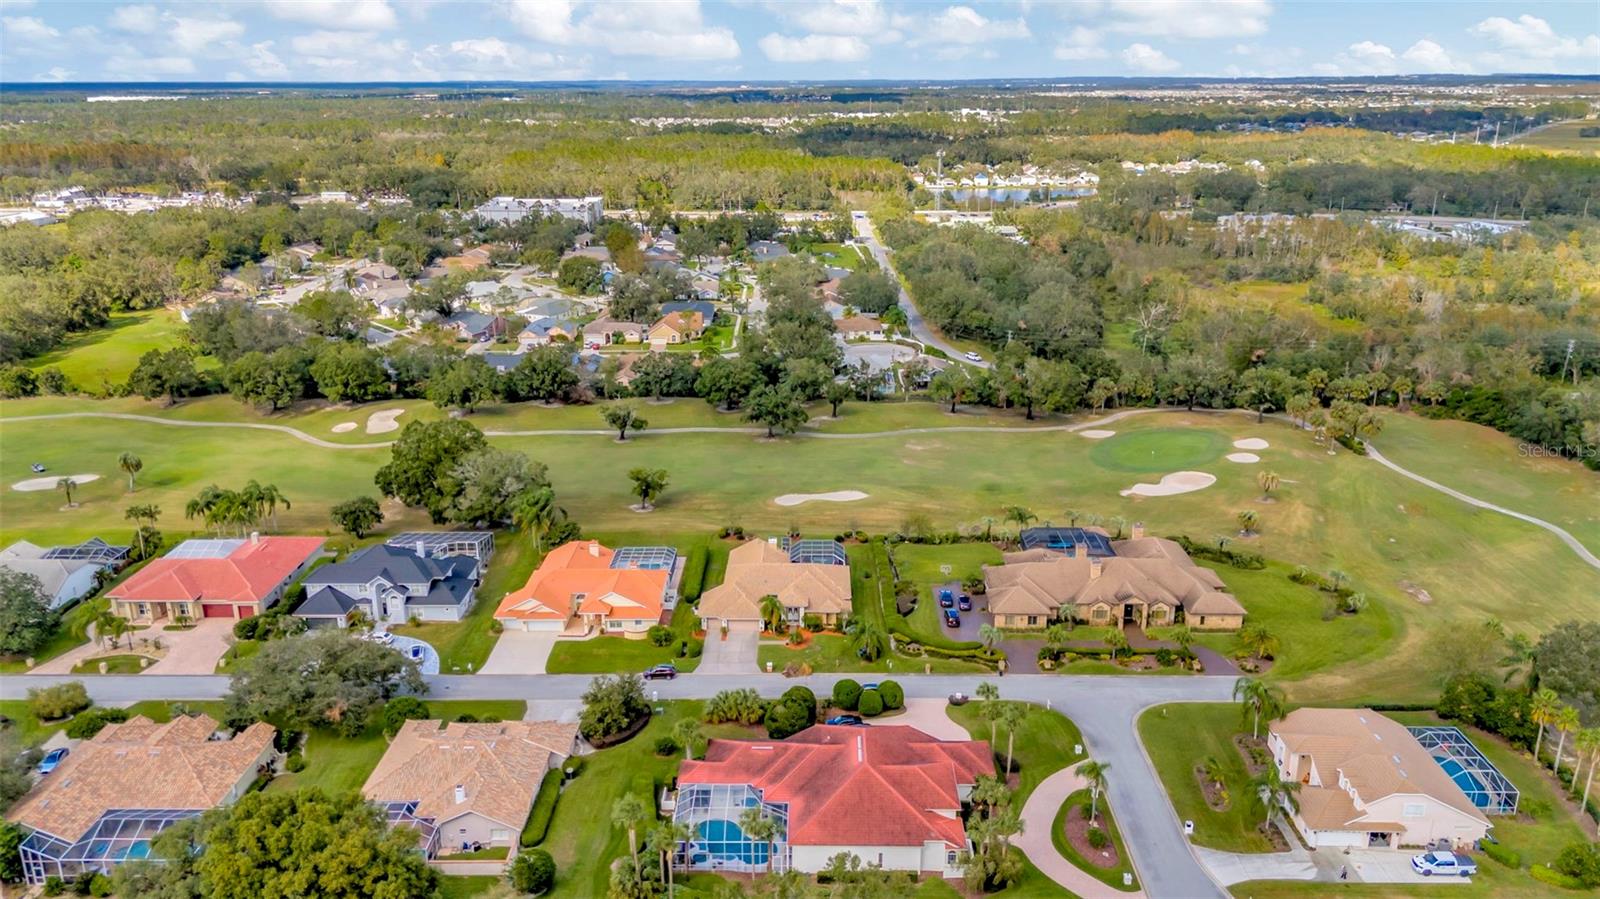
(692, 819), (769, 866)
(1435, 756), (1490, 807)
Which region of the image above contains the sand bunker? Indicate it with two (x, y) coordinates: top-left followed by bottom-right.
(1119, 471), (1217, 497)
(330, 422), (357, 433)
(1233, 437), (1270, 450)
(1080, 429), (1116, 439)
(366, 408), (406, 434)
(13, 473), (101, 492)
(774, 490), (869, 507)
(1226, 452), (1261, 463)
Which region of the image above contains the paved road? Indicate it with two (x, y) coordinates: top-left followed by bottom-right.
(5, 670), (1234, 899)
(850, 212), (988, 368)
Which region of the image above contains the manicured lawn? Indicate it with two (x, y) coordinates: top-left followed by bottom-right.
(1088, 427), (1230, 473)
(547, 632), (699, 674)
(1138, 702), (1278, 853)
(25, 310), (203, 394)
(1052, 787), (1139, 892)
(0, 700), (65, 748)
(71, 653), (152, 674)
(948, 701), (1085, 806)
(437, 875), (500, 899)
(848, 540), (892, 628)
(891, 542), (1001, 641)
(392, 533), (537, 673)
(122, 700), (229, 722)
(0, 597), (106, 674)
(5, 402), (1596, 705)
(443, 846), (510, 860)
(755, 632), (982, 674)
(215, 638), (261, 672)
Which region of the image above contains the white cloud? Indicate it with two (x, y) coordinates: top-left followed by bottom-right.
(1318, 37), (1469, 75)
(3, 14), (59, 47)
(245, 40), (289, 77)
(106, 54), (196, 76)
(1400, 39), (1457, 72)
(1346, 40), (1395, 66)
(1053, 26), (1107, 60)
(1468, 14), (1599, 67)
(759, 32), (868, 62)
(171, 16), (245, 53)
(506, 0), (739, 60)
(1069, 0), (1272, 40)
(1120, 42), (1179, 72)
(109, 4), (160, 34)
(903, 5), (1030, 47)
(35, 65), (72, 81)
(769, 0), (891, 38)
(264, 0), (398, 31)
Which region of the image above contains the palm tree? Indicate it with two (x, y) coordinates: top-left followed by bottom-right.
(1202, 756), (1227, 792)
(1575, 727), (1600, 812)
(1078, 760), (1112, 825)
(1250, 766), (1301, 831)
(1531, 688), (1561, 765)
(1552, 705), (1580, 777)
(1256, 470), (1280, 501)
(1103, 628), (1130, 659)
(93, 608), (121, 649)
(1064, 508), (1084, 526)
(646, 820), (694, 898)
(56, 477), (78, 508)
(1236, 509), (1258, 535)
(977, 623), (1003, 650)
(185, 485), (226, 534)
(737, 806), (779, 875)
(511, 486), (560, 551)
(1343, 592), (1368, 613)
(124, 504), (161, 558)
(672, 718), (703, 761)
(850, 619), (887, 662)
(1106, 515), (1128, 539)
(612, 793), (648, 870)
(1239, 625), (1280, 661)
(1327, 569), (1349, 591)
(1498, 631), (1537, 688)
(1170, 625), (1194, 655)
(975, 682), (1001, 745)
(1233, 677), (1286, 739)
(102, 615), (130, 651)
(968, 774), (1010, 817)
(251, 482), (290, 532)
(998, 702), (1027, 777)
(1001, 505), (1036, 536)
(1043, 623), (1071, 650)
(118, 452), (143, 492)
(759, 595), (785, 634)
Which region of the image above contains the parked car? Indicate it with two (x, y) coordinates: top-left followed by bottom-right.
(30, 463), (46, 473)
(943, 609), (961, 628)
(38, 747), (68, 775)
(938, 590), (955, 609)
(1411, 851), (1476, 877)
(964, 351), (984, 363)
(957, 594), (972, 611)
(368, 631), (394, 645)
(860, 682), (878, 692)
(643, 664), (678, 680)
(825, 715), (866, 726)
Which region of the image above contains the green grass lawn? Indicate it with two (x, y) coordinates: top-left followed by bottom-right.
(1052, 788), (1138, 892)
(25, 310), (203, 395)
(437, 875), (500, 899)
(5, 402), (1596, 705)
(546, 632), (700, 674)
(122, 700), (230, 722)
(755, 632), (982, 674)
(1512, 119), (1600, 155)
(391, 534), (538, 673)
(0, 700), (65, 748)
(1088, 427), (1231, 473)
(71, 653), (152, 674)
(891, 542), (1002, 641)
(1, 597), (106, 674)
(1138, 702), (1278, 853)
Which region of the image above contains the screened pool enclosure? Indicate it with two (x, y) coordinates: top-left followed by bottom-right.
(1406, 726), (1520, 815)
(672, 783), (790, 873)
(19, 809), (196, 885)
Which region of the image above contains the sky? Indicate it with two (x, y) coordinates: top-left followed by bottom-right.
(0, 1), (1596, 84)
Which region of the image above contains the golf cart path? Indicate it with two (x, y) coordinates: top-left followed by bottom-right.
(6, 408), (1595, 571)
(1016, 760), (1148, 899)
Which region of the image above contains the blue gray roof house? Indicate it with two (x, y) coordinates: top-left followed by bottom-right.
(659, 300), (717, 323)
(294, 544), (481, 627)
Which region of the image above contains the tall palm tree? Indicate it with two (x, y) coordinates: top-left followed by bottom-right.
(118, 452), (143, 492)
(1552, 705), (1580, 777)
(1575, 727), (1600, 812)
(646, 820), (694, 898)
(998, 702), (1027, 777)
(1256, 470), (1280, 501)
(1064, 508), (1084, 526)
(185, 485), (226, 535)
(849, 619), (887, 662)
(673, 718), (703, 761)
(1079, 760), (1112, 824)
(56, 477), (78, 508)
(1107, 515), (1128, 539)
(1531, 688), (1561, 764)
(1043, 623), (1072, 650)
(737, 806), (779, 875)
(251, 482), (290, 532)
(612, 794), (648, 870)
(1251, 766), (1301, 831)
(977, 623), (1003, 650)
(975, 682), (1001, 745)
(511, 486), (561, 551)
(1170, 625), (1194, 655)
(1103, 628), (1130, 659)
(1234, 678), (1286, 739)
(759, 595), (785, 633)
(1001, 505), (1036, 535)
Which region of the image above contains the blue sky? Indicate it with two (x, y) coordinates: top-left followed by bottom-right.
(1, 1), (1596, 83)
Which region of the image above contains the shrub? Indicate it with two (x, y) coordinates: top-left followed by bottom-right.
(380, 696), (430, 737)
(64, 707), (131, 740)
(684, 638), (703, 658)
(285, 751), (307, 773)
(877, 680), (904, 710)
(1086, 827), (1109, 850)
(43, 875), (65, 896)
(511, 848), (557, 894)
(489, 619), (504, 635)
(765, 699), (812, 739)
(1154, 648), (1177, 667)
(233, 617), (261, 641)
(86, 874), (113, 897)
(29, 682), (90, 721)
(802, 613), (823, 632)
(579, 674), (651, 743)
(680, 546), (709, 600)
(1479, 840), (1520, 868)
(705, 688), (766, 725)
(1530, 865), (1586, 890)
(858, 689), (884, 717)
(781, 686), (817, 719)
(521, 769), (564, 847)
(455, 713), (479, 723)
(1553, 841), (1600, 888)
(832, 679), (862, 711)
(647, 625), (674, 646)
(654, 736), (679, 756)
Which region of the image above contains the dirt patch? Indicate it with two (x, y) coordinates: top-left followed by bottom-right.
(1257, 822), (1290, 852)
(1119, 470), (1217, 497)
(1194, 766), (1231, 811)
(1234, 733), (1271, 776)
(1062, 802), (1121, 869)
(1399, 581), (1433, 604)
(13, 473), (101, 492)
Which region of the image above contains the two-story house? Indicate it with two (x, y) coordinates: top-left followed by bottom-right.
(294, 542), (481, 628)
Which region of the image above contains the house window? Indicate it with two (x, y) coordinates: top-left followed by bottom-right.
(489, 828), (510, 842)
(1092, 607), (1108, 621)
(136, 603), (148, 618)
(1027, 615), (1039, 626)
(1402, 802), (1426, 818)
(946, 850), (958, 866)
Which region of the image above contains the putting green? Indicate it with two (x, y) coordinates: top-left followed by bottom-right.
(1088, 427), (1229, 473)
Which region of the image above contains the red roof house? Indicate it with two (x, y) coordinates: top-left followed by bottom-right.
(673, 724), (993, 875)
(108, 534), (325, 623)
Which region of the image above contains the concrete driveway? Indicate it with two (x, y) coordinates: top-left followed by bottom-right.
(479, 630), (558, 674)
(880, 698), (970, 740)
(143, 620), (233, 675)
(698, 621), (759, 674)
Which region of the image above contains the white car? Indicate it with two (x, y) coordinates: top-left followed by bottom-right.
(367, 630), (394, 645)
(963, 351), (984, 363)
(1411, 850), (1476, 877)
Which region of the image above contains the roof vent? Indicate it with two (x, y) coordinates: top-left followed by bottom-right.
(752, 745), (773, 752)
(857, 734), (865, 763)
(454, 785), (467, 804)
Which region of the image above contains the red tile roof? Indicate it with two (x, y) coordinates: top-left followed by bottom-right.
(679, 725), (993, 848)
(109, 536), (325, 604)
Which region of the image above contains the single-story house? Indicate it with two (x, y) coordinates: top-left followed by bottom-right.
(364, 719), (578, 858)
(0, 538), (129, 610)
(440, 246), (494, 272)
(649, 310), (706, 345)
(494, 540), (668, 636)
(8, 714), (276, 885)
(1269, 708), (1493, 850)
(518, 316), (582, 348)
(834, 315), (885, 341)
(108, 534), (325, 623)
(982, 525), (1245, 630)
(660, 300), (717, 323)
(443, 310), (510, 343)
(697, 539), (851, 630)
(482, 351), (524, 374)
(294, 542), (481, 628)
(354, 262), (401, 291)
(673, 724), (992, 876)
(583, 315), (645, 345)
(368, 284), (413, 315)
(749, 240), (790, 263)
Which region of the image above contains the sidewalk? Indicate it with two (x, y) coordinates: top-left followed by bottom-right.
(1015, 761), (1147, 899)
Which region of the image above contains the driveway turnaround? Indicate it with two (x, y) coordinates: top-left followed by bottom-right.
(697, 621), (760, 674)
(882, 698), (971, 740)
(6, 671), (1237, 899)
(1016, 761), (1146, 899)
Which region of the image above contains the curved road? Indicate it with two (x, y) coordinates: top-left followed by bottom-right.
(1, 671), (1235, 899)
(850, 211), (988, 368)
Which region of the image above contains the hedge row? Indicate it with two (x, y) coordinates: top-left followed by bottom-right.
(680, 546), (709, 601)
(1479, 840), (1520, 869)
(520, 769), (564, 848)
(1169, 534), (1265, 570)
(1530, 865), (1586, 890)
(888, 625), (983, 654)
(916, 642), (1004, 669)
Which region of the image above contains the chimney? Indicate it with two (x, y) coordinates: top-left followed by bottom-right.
(1089, 556), (1103, 580)
(587, 541), (600, 557)
(250, 531), (261, 545)
(1130, 522), (1145, 540)
(453, 785), (467, 804)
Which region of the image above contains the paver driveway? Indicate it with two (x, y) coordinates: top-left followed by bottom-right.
(144, 619), (233, 675)
(697, 621), (759, 674)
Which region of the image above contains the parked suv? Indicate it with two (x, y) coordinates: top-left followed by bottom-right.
(643, 664), (678, 680)
(1411, 851), (1476, 877)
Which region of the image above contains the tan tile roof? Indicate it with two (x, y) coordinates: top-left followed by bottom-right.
(6, 715), (275, 841)
(1271, 708), (1490, 829)
(983, 537), (1243, 619)
(362, 719), (578, 830)
(834, 316), (883, 334)
(697, 540), (851, 622)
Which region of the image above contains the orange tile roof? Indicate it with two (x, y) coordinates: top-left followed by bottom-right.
(493, 540), (666, 622)
(6, 715), (275, 841)
(678, 725), (992, 849)
(108, 537), (325, 604)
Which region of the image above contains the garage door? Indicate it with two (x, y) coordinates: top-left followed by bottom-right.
(201, 603), (234, 618)
(237, 607), (255, 619)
